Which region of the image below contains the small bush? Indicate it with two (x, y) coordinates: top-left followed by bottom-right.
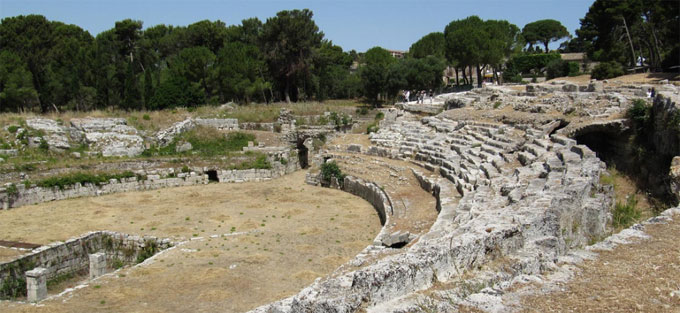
(356, 107), (369, 115)
(181, 165), (190, 173)
(39, 138), (49, 151)
(375, 112), (384, 120)
(366, 123), (379, 134)
(36, 171), (136, 190)
(7, 125), (19, 133)
(321, 161), (345, 185)
(591, 61), (624, 80)
(142, 114), (151, 121)
(493, 101), (502, 109)
(612, 195), (641, 228)
(5, 183), (18, 197)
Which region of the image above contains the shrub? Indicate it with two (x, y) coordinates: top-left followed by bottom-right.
(321, 161), (345, 185)
(546, 59), (581, 80)
(7, 125), (18, 133)
(591, 61), (624, 80)
(36, 171), (136, 190)
(142, 114), (151, 121)
(375, 112), (384, 120)
(505, 53), (562, 75)
(38, 138), (49, 151)
(627, 99), (650, 125)
(181, 165), (190, 173)
(612, 195), (641, 228)
(5, 183), (18, 197)
(356, 106), (369, 115)
(366, 123), (379, 134)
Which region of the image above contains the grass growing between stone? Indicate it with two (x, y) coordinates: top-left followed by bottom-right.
(600, 167), (656, 230)
(33, 171), (139, 190)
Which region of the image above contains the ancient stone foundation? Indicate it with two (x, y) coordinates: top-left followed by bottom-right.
(0, 231), (172, 300)
(0, 161), (299, 210)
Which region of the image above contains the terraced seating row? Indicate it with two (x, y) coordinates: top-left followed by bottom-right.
(254, 111), (612, 312)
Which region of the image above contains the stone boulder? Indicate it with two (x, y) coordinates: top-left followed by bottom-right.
(26, 118), (71, 150)
(562, 83), (578, 92)
(587, 81), (604, 92)
(156, 119), (196, 147)
(194, 118), (238, 130)
(71, 118), (144, 157)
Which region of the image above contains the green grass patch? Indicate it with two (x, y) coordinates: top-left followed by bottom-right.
(36, 171), (137, 190)
(612, 195), (641, 229)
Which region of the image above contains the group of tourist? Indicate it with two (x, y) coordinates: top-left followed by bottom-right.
(403, 89), (434, 104)
(647, 87), (656, 98)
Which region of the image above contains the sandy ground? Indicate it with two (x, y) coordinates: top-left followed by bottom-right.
(0, 170), (381, 313)
(0, 247), (24, 263)
(521, 217), (680, 312)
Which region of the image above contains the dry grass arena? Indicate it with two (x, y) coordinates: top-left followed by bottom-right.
(0, 171), (381, 313)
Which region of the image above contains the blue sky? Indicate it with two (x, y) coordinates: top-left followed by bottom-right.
(0, 0), (594, 52)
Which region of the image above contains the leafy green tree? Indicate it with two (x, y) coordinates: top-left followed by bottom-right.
(0, 51), (39, 111)
(0, 15), (54, 111)
(445, 16), (519, 87)
(122, 61), (140, 110)
(114, 19), (142, 63)
(215, 42), (270, 103)
(409, 32), (445, 59)
(149, 75), (205, 109)
(360, 47), (395, 104)
(260, 9), (323, 103)
(169, 46), (216, 98)
(312, 41), (353, 101)
(522, 19), (569, 53)
(184, 20), (228, 54)
(575, 0), (679, 69)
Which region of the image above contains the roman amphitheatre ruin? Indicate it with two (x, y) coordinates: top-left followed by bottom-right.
(1, 74), (680, 313)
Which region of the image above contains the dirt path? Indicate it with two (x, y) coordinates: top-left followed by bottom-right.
(521, 217), (680, 312)
(0, 171), (381, 313)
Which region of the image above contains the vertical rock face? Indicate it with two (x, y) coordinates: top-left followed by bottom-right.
(652, 93), (680, 157)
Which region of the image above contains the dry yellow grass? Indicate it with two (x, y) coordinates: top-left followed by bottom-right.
(521, 217), (680, 312)
(0, 170), (381, 313)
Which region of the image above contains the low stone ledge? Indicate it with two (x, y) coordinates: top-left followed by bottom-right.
(0, 231), (173, 300)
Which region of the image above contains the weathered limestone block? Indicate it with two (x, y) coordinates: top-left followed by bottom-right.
(26, 118), (71, 150)
(156, 118), (196, 147)
(194, 118), (239, 130)
(587, 81), (604, 92)
(89, 253), (106, 279)
(26, 267), (47, 302)
(562, 83), (578, 92)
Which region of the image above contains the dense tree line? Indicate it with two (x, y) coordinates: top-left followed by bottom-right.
(565, 0), (679, 71)
(0, 10), (365, 112)
(2, 3), (677, 112)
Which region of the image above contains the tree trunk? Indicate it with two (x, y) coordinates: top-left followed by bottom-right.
(284, 76), (291, 104)
(455, 68), (459, 86)
(476, 64), (483, 88)
(544, 42), (550, 53)
(622, 16), (637, 67)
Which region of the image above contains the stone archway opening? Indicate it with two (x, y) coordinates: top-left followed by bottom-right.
(297, 139), (309, 169)
(206, 170), (219, 182)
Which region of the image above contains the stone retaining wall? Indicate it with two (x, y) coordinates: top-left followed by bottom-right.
(0, 231), (172, 299)
(0, 161), (300, 210)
